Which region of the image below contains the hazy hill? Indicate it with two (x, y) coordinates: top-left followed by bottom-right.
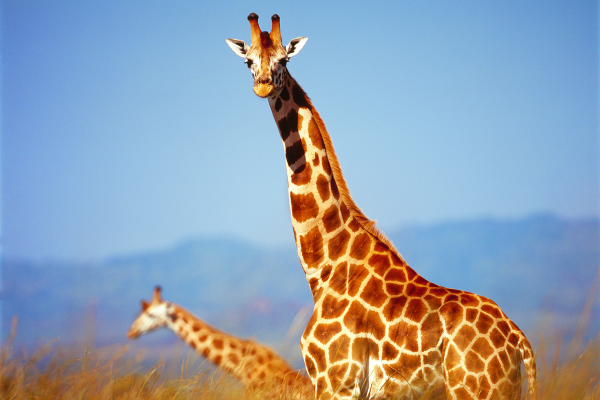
(389, 214), (599, 332)
(2, 214), (598, 366)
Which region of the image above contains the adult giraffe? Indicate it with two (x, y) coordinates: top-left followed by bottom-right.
(226, 14), (536, 400)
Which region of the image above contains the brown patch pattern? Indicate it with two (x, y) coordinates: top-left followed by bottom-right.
(299, 226), (324, 267)
(322, 204), (342, 233)
(349, 233), (372, 260)
(328, 229), (351, 261)
(316, 174), (330, 202)
(313, 322), (342, 345)
(290, 192), (318, 223)
(291, 160), (312, 186)
(307, 116), (324, 149)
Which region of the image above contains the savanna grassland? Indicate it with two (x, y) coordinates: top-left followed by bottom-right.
(2, 264), (599, 400)
(0, 312), (598, 400)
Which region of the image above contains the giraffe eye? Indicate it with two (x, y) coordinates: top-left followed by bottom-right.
(279, 58), (288, 67)
(245, 59), (253, 68)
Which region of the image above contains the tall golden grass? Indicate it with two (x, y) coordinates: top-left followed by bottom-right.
(1, 269), (598, 399)
(1, 320), (597, 399)
(532, 267), (600, 400)
(0, 316), (310, 399)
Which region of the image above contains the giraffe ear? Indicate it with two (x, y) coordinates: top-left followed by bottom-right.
(286, 37), (308, 58)
(226, 39), (249, 58)
(141, 300), (150, 311)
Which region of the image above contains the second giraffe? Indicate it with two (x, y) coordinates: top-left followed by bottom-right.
(226, 13), (536, 400)
(128, 286), (314, 398)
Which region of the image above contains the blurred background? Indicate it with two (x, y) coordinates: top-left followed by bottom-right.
(1, 0), (598, 368)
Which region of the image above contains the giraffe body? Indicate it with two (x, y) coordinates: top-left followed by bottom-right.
(226, 14), (536, 400)
(128, 286), (314, 398)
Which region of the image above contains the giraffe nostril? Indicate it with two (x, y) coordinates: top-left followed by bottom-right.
(257, 76), (272, 85)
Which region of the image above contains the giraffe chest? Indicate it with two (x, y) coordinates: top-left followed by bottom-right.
(300, 294), (447, 399)
(295, 245), (454, 397)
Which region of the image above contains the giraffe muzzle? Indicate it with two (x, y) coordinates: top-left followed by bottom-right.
(254, 76), (274, 98)
(253, 83), (274, 98)
(126, 328), (139, 339)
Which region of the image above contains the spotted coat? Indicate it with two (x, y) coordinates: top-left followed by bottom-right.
(226, 14), (536, 400)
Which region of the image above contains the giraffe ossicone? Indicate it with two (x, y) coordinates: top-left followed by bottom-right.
(128, 286), (314, 398)
(226, 14), (536, 400)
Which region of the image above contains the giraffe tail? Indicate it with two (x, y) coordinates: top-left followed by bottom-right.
(518, 332), (537, 400)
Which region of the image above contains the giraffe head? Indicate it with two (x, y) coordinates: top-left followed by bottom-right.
(127, 286), (174, 339)
(226, 14), (308, 98)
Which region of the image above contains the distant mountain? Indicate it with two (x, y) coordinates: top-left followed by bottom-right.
(2, 214), (598, 367)
(388, 214), (599, 333)
(2, 237), (308, 348)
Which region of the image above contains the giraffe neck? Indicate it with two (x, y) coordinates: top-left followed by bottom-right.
(267, 75), (402, 299)
(165, 304), (310, 393)
(166, 304), (253, 384)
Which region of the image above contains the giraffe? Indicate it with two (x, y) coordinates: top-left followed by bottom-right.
(127, 286), (314, 398)
(226, 14), (537, 400)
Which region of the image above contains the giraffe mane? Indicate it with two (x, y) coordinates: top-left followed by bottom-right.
(294, 82), (402, 257)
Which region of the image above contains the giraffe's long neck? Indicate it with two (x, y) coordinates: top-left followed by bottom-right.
(166, 305), (253, 384)
(165, 304), (311, 394)
(268, 75), (403, 299)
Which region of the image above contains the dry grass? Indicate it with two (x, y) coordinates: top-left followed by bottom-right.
(0, 317), (310, 399)
(1, 268), (599, 400)
(533, 268), (600, 400)
(535, 334), (600, 400)
(0, 327), (598, 399)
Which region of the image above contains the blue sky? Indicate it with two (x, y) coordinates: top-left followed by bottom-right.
(2, 0), (598, 262)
